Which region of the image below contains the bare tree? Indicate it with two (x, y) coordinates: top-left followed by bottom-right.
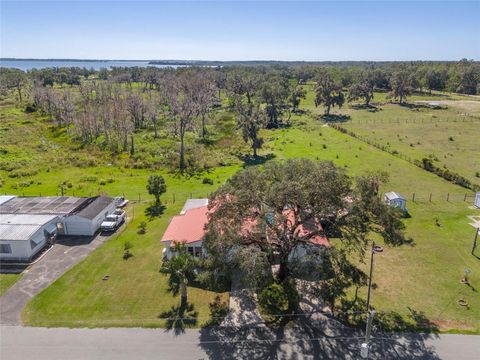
(164, 70), (201, 171)
(234, 96), (266, 158)
(126, 93), (147, 129)
(194, 71), (217, 139)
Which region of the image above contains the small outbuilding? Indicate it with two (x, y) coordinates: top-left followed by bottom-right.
(384, 192), (407, 212)
(0, 214), (59, 261)
(61, 196), (116, 236)
(475, 192), (480, 209)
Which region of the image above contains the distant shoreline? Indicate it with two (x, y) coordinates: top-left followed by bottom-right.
(1, 58), (470, 65)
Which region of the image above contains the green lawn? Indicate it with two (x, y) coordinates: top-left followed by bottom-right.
(0, 274), (22, 297)
(2, 91), (479, 332)
(22, 174), (233, 328)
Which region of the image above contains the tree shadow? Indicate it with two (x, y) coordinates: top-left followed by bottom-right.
(320, 114), (351, 122)
(351, 104), (381, 112)
(198, 310), (441, 359)
(240, 153), (276, 168)
(144, 204), (165, 219)
(398, 102), (437, 110)
(158, 302), (198, 335)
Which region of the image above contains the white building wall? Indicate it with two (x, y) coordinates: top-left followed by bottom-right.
(91, 201), (117, 234)
(162, 240), (203, 259)
(0, 240), (29, 260)
(64, 201), (116, 236)
(0, 216), (58, 261)
(63, 216), (93, 236)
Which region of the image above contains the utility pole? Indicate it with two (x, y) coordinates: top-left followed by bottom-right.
(366, 241), (383, 311)
(361, 310), (376, 359)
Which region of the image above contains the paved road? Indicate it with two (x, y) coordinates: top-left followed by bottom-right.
(1, 326), (478, 360)
(0, 234), (109, 325)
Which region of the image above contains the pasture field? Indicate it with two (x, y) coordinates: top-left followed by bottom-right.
(1, 91), (479, 332)
(341, 101), (480, 186)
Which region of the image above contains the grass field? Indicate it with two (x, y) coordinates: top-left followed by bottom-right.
(0, 274), (22, 297)
(1, 90), (480, 332)
(341, 102), (480, 186)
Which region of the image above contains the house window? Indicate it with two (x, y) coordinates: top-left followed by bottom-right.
(0, 244), (12, 254)
(194, 247), (202, 257)
(187, 247), (194, 256)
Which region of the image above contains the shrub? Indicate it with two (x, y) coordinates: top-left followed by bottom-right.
(99, 179), (107, 185)
(202, 177), (214, 185)
(258, 280), (299, 319)
(137, 221), (147, 235)
(207, 295), (229, 326)
(80, 176), (98, 182)
(24, 105), (36, 113)
(123, 241), (133, 260)
(448, 136), (454, 141)
(8, 168), (38, 178)
(322, 144), (327, 149)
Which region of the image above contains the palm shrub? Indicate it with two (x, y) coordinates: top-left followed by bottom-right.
(160, 242), (197, 306)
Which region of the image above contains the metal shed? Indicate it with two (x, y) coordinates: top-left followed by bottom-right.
(384, 192), (407, 212)
(62, 196), (116, 236)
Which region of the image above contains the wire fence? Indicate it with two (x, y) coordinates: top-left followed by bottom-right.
(340, 115), (480, 125)
(330, 123), (480, 192)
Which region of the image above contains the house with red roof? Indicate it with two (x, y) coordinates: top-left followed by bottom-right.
(161, 199), (209, 259)
(161, 199), (330, 260)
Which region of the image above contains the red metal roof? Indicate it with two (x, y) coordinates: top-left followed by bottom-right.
(161, 206), (209, 244)
(161, 204), (330, 248)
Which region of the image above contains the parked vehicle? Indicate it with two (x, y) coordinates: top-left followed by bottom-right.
(113, 209), (126, 220)
(115, 196), (129, 208)
(100, 212), (125, 232)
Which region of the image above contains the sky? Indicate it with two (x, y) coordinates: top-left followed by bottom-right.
(1, 0), (479, 61)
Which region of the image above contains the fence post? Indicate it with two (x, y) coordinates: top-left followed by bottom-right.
(429, 193), (432, 202)
(412, 193), (415, 202)
(138, 193), (140, 202)
(173, 193), (175, 203)
(446, 193), (449, 202)
(473, 228), (479, 255)
(464, 193), (467, 202)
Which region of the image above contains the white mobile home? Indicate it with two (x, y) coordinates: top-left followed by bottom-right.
(475, 192), (480, 208)
(384, 192), (407, 212)
(62, 196), (116, 236)
(0, 214), (59, 261)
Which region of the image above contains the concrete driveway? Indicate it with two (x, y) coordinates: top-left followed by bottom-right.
(0, 233), (110, 325)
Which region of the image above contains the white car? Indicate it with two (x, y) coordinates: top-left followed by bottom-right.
(101, 211), (125, 232)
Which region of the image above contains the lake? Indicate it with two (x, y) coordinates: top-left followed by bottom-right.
(0, 59), (174, 71)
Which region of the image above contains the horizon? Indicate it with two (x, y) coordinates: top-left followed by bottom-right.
(1, 1), (479, 61)
(1, 57), (478, 63)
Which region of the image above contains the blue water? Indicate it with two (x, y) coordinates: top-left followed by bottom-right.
(0, 59), (172, 71)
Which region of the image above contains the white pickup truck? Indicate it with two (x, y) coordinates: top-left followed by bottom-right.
(100, 209), (126, 232)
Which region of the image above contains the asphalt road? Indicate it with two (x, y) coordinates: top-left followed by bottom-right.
(0, 233), (110, 325)
(1, 326), (478, 360)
